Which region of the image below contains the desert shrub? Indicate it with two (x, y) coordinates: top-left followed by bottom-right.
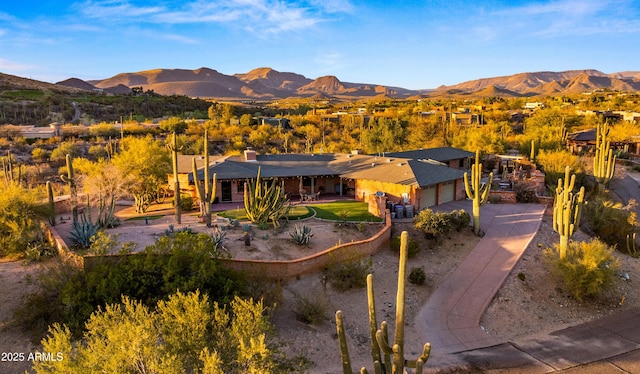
(324, 254), (372, 291)
(293, 291), (329, 325)
(390, 235), (420, 257)
(178, 194), (194, 211)
(413, 208), (453, 238)
(583, 195), (636, 252)
(536, 149), (582, 187)
(544, 239), (619, 302)
(408, 267), (426, 285)
(451, 209), (471, 231)
(19, 231), (247, 336)
(23, 241), (56, 263)
(414, 208), (469, 238)
(513, 180), (537, 203)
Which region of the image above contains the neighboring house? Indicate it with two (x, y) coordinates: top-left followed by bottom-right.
(176, 147), (473, 212)
(566, 128), (639, 155)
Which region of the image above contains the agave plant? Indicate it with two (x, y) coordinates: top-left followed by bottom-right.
(69, 214), (100, 249)
(210, 226), (227, 250)
(290, 224), (313, 246)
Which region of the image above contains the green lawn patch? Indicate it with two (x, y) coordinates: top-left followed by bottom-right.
(309, 201), (383, 222)
(125, 215), (163, 221)
(217, 205), (312, 221)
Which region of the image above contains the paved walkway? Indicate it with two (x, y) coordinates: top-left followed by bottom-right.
(414, 200), (640, 373)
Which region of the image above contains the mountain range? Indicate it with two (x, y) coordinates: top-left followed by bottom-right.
(5, 67), (640, 100)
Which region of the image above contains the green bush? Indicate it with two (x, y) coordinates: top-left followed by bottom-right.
(19, 231), (246, 336)
(178, 194), (194, 211)
(583, 195), (636, 252)
(451, 209), (471, 231)
(545, 239), (619, 302)
(293, 292), (329, 325)
(408, 267), (426, 285)
(324, 254), (372, 291)
(414, 209), (453, 238)
(390, 235), (420, 257)
(513, 181), (538, 203)
(414, 208), (469, 238)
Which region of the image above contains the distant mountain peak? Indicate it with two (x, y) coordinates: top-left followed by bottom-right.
(39, 67), (640, 100)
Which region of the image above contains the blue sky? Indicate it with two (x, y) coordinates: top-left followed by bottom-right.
(1, 0), (639, 90)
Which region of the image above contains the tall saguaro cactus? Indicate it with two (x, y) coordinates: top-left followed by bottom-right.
(593, 121), (616, 189)
(464, 150), (493, 236)
(60, 154), (78, 223)
(167, 132), (182, 224)
(192, 128), (217, 228)
(46, 181), (56, 226)
(336, 231), (431, 374)
(553, 166), (585, 259)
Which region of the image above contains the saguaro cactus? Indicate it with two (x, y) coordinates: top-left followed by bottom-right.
(192, 128), (217, 228)
(60, 154), (78, 223)
(167, 132), (182, 224)
(46, 181), (56, 226)
(593, 121), (616, 189)
(530, 139), (536, 161)
(553, 166), (585, 259)
(2, 150), (23, 186)
(464, 150), (493, 236)
(336, 231), (431, 374)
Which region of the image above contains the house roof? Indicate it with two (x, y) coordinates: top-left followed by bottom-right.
(384, 147), (474, 162)
(341, 158), (465, 187)
(567, 129), (596, 142)
(184, 150), (466, 187)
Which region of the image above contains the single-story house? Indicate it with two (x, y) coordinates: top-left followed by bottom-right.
(172, 147), (475, 212)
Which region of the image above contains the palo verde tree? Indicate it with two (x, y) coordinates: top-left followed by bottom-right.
(464, 150), (493, 236)
(192, 128), (217, 227)
(112, 135), (171, 214)
(33, 291), (307, 374)
(553, 166), (585, 259)
(336, 231), (431, 373)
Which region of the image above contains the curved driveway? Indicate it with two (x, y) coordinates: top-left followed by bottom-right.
(414, 201), (546, 355)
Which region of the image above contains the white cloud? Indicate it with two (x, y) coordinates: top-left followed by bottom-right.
(74, 0), (352, 35)
(0, 58), (34, 71)
(494, 0), (640, 38)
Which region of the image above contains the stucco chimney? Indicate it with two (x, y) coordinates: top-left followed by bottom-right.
(244, 148), (257, 162)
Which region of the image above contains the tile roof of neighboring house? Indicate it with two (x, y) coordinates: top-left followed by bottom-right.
(567, 129), (596, 142)
(384, 147), (474, 162)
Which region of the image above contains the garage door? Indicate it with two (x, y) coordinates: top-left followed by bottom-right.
(421, 185), (436, 209)
(440, 181), (455, 203)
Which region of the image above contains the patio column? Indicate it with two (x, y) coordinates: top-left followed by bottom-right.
(311, 177), (315, 193)
(339, 178), (343, 196)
